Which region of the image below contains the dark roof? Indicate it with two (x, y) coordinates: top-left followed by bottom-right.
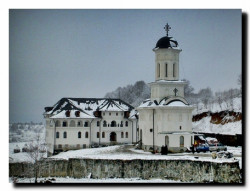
(155, 36), (178, 49)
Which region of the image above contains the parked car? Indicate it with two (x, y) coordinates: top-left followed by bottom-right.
(209, 143), (227, 152)
(195, 143), (209, 153)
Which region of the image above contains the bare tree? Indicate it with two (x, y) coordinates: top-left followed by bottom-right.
(198, 87), (213, 109)
(26, 132), (47, 183)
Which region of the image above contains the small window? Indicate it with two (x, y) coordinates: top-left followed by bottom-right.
(56, 132), (59, 138)
(65, 110), (70, 117)
(150, 129), (153, 132)
(158, 63), (160, 77)
(120, 121), (123, 127)
(126, 132), (128, 138)
(85, 132), (89, 138)
(55, 120), (60, 127)
(102, 132), (105, 138)
(97, 121), (100, 127)
(62, 121), (67, 127)
(109, 112), (111, 116)
(78, 131), (81, 138)
(180, 126), (182, 130)
(84, 121), (89, 127)
(116, 113), (118, 116)
(121, 132), (124, 138)
(63, 131), (67, 138)
(165, 63), (168, 77)
(83, 144), (87, 148)
(77, 121), (83, 127)
(103, 121), (107, 127)
(97, 132), (100, 138)
(125, 121), (128, 127)
(173, 63), (176, 77)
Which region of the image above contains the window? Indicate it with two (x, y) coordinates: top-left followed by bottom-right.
(126, 132), (128, 138)
(63, 131), (67, 138)
(103, 121), (107, 127)
(58, 144), (62, 149)
(111, 121), (117, 127)
(97, 132), (100, 138)
(180, 126), (182, 130)
(62, 121), (67, 127)
(180, 136), (184, 147)
(84, 121), (89, 127)
(70, 120), (75, 127)
(158, 63), (160, 77)
(102, 132), (105, 138)
(116, 113), (118, 116)
(56, 132), (59, 138)
(150, 129), (153, 132)
(97, 121), (100, 127)
(125, 121), (128, 127)
(75, 111), (80, 117)
(65, 110), (70, 117)
(165, 63), (168, 77)
(121, 132), (124, 138)
(109, 112), (111, 116)
(120, 121), (123, 127)
(77, 121), (83, 127)
(85, 132), (89, 138)
(55, 120), (61, 127)
(173, 63), (176, 77)
(78, 131), (81, 138)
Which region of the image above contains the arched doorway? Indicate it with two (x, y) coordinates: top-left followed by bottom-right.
(110, 132), (117, 142)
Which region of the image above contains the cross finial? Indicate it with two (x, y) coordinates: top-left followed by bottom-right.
(164, 23), (171, 37)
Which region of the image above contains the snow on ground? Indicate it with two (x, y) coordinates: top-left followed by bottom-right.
(192, 116), (241, 135)
(10, 177), (182, 183)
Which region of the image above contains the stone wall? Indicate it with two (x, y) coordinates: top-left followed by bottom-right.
(9, 158), (241, 183)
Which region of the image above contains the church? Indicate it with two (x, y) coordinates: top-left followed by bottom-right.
(137, 23), (195, 153)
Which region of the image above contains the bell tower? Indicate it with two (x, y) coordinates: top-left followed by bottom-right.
(150, 23), (187, 102)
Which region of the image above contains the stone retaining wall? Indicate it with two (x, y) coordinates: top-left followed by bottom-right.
(9, 158), (241, 183)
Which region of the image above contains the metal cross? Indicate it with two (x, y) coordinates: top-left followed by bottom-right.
(164, 23), (171, 37)
(173, 88), (178, 96)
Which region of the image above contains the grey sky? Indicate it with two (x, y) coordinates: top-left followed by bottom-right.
(9, 9), (241, 123)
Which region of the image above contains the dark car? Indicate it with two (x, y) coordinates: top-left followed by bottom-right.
(195, 144), (209, 153)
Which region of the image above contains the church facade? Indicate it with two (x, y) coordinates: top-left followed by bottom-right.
(43, 98), (138, 156)
(137, 23), (195, 153)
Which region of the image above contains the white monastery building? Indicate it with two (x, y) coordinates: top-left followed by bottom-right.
(137, 23), (195, 153)
(44, 98), (138, 156)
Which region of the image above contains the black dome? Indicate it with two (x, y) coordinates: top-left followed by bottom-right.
(155, 36), (178, 49)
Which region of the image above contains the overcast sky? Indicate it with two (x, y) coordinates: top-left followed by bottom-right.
(9, 9), (241, 123)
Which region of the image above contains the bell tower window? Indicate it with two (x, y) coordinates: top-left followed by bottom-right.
(165, 63), (168, 77)
(158, 63), (160, 78)
(173, 63), (176, 78)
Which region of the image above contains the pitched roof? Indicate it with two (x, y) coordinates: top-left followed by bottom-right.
(44, 98), (134, 118)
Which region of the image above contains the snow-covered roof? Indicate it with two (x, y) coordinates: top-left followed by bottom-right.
(44, 98), (134, 119)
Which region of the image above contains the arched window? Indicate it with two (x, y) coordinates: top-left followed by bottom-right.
(111, 121), (117, 127)
(97, 132), (100, 138)
(77, 120), (83, 127)
(70, 120), (75, 127)
(97, 121), (100, 127)
(125, 121), (128, 127)
(102, 132), (105, 138)
(120, 121), (123, 127)
(55, 120), (61, 127)
(63, 131), (67, 138)
(158, 63), (160, 77)
(173, 63), (176, 77)
(103, 121), (107, 127)
(56, 132), (59, 138)
(85, 132), (89, 138)
(84, 121), (89, 127)
(121, 132), (124, 138)
(180, 136), (184, 147)
(62, 121), (67, 127)
(165, 63), (168, 77)
(126, 132), (128, 138)
(78, 131), (81, 138)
